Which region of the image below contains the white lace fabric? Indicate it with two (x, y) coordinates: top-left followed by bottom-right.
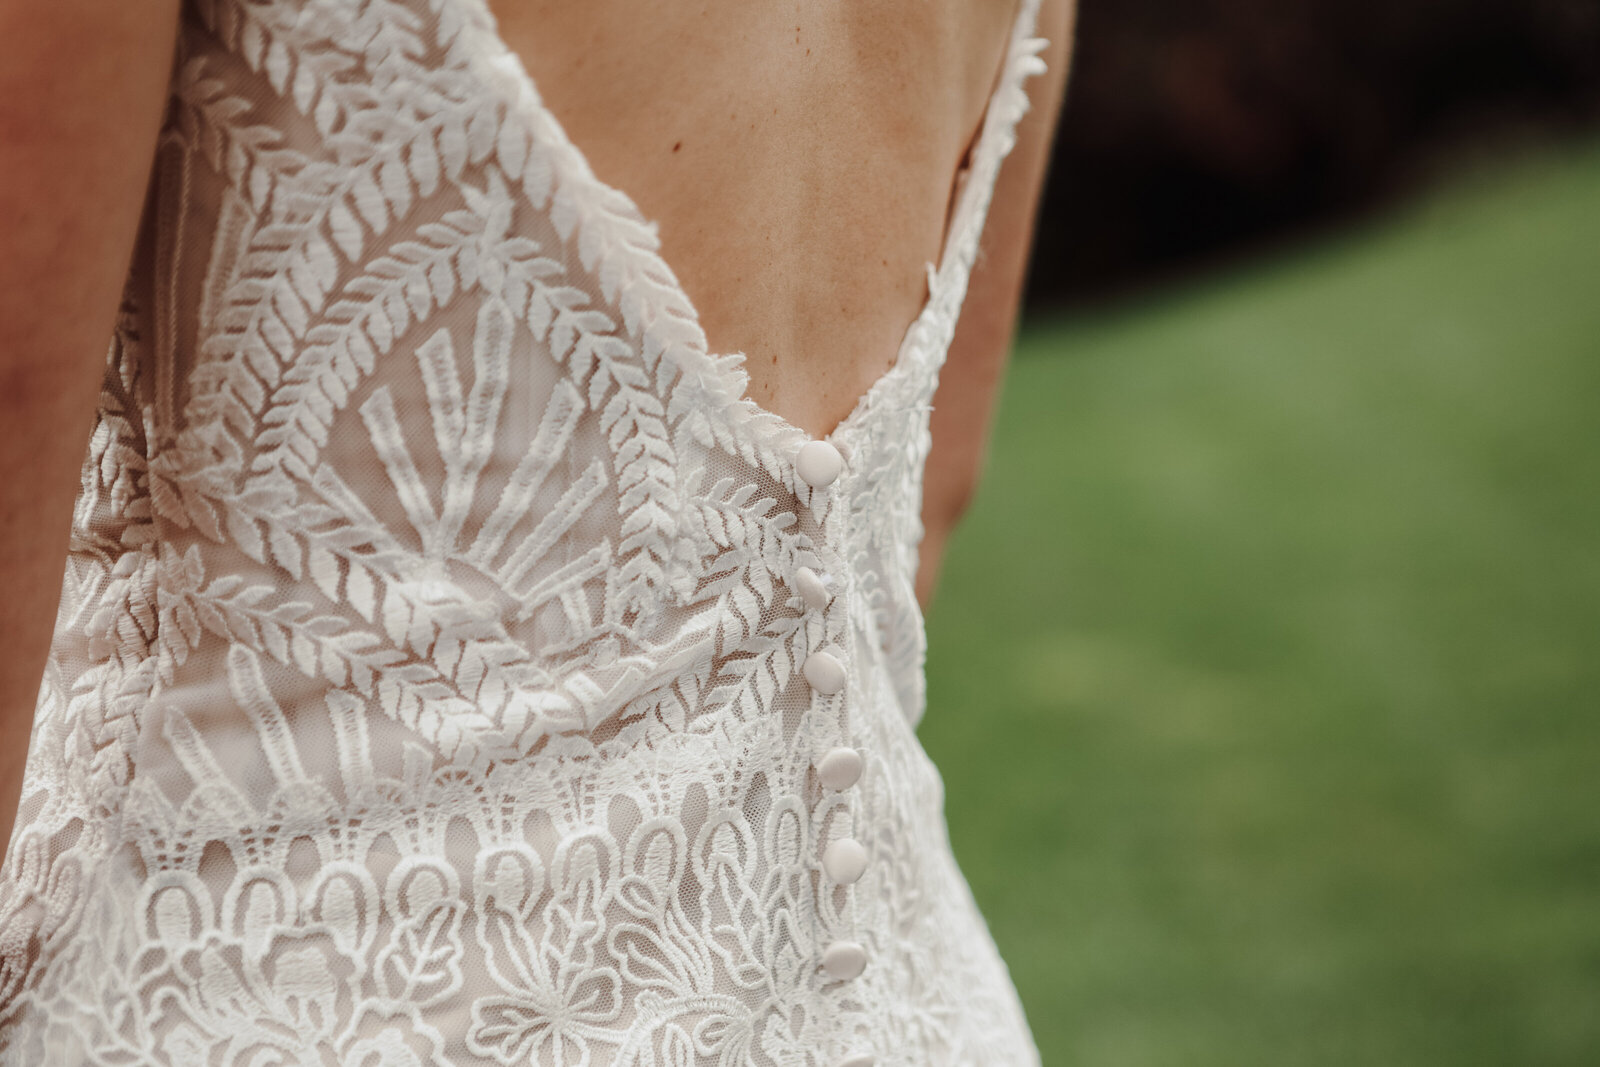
(0, 1), (1049, 1062)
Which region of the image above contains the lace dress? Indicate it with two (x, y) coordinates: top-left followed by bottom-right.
(0, 1), (1049, 1063)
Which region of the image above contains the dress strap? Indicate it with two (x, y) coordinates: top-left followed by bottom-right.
(911, 0), (1050, 385)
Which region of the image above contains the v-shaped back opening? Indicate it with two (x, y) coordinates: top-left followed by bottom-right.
(470, 0), (1045, 449)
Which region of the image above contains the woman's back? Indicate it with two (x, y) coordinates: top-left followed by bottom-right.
(492, 0), (1024, 439)
(0, 0), (1069, 1062)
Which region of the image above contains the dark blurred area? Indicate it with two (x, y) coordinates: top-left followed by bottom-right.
(1027, 0), (1600, 309)
(933, 4), (1600, 1062)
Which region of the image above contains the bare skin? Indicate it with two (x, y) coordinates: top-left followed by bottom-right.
(919, 0), (1076, 604)
(491, 0), (1075, 602)
(0, 0), (1072, 851)
(0, 0), (183, 862)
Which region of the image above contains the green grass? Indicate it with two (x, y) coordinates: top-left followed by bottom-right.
(922, 139), (1600, 1066)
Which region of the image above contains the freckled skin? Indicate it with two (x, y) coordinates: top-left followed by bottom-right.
(489, 0), (1074, 607)
(491, 0), (1028, 436)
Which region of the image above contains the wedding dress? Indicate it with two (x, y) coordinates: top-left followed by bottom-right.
(0, 1), (1049, 1063)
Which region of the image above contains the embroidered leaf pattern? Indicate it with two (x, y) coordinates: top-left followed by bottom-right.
(0, 0), (1053, 1062)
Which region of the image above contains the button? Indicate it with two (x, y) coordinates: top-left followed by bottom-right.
(794, 566), (830, 611)
(822, 838), (868, 884)
(796, 440), (844, 488)
(803, 651), (846, 695)
(835, 1056), (876, 1067)
(816, 747), (863, 790)
(821, 940), (867, 980)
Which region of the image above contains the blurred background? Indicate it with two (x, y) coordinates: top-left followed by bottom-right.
(920, 1), (1600, 1064)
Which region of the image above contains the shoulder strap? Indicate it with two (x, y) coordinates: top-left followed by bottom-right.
(918, 0), (1050, 373)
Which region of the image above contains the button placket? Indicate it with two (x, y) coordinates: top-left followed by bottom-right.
(822, 834), (868, 885)
(802, 648), (847, 695)
(793, 566), (832, 612)
(816, 747), (863, 790)
(795, 440), (844, 490)
(793, 435), (873, 1013)
(796, 438), (845, 524)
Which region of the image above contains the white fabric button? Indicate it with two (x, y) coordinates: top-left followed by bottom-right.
(816, 747), (863, 790)
(821, 940), (867, 980)
(822, 837), (868, 884)
(794, 566), (830, 611)
(803, 651), (846, 695)
(834, 1056), (876, 1067)
(795, 440), (844, 488)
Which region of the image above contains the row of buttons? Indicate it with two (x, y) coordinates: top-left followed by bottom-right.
(797, 439), (876, 1067)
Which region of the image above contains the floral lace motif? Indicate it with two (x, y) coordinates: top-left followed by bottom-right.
(0, 1), (1048, 1063)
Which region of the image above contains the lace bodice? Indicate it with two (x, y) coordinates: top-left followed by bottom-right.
(0, 1), (1049, 1063)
